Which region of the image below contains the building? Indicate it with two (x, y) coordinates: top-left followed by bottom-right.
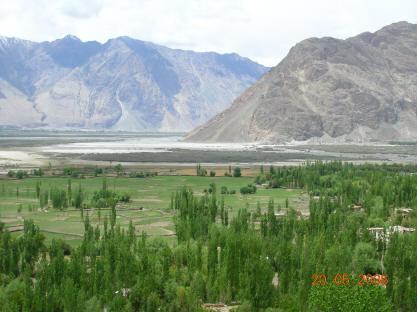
(368, 227), (385, 241)
(395, 208), (413, 220)
(368, 226), (415, 242)
(274, 211), (287, 218)
(390, 225), (415, 234)
(351, 204), (363, 212)
(297, 211), (310, 220)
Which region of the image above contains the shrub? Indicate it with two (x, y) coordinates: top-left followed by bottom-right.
(33, 168), (44, 176)
(220, 186), (228, 194)
(15, 170), (28, 179)
(271, 178), (280, 188)
(196, 164), (207, 176)
(233, 167), (242, 177)
(129, 171), (158, 178)
(95, 168), (103, 176)
(130, 172), (144, 178)
(255, 175), (267, 185)
(240, 184), (257, 195)
(117, 193), (131, 203)
(210, 170), (216, 177)
(63, 168), (80, 178)
(63, 168), (73, 175)
(208, 183), (216, 194)
(114, 164), (123, 175)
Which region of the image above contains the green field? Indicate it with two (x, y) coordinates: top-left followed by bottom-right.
(0, 175), (304, 246)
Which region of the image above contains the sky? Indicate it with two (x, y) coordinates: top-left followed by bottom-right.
(0, 0), (416, 66)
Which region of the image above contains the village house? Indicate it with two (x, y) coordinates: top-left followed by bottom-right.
(297, 211), (310, 220)
(368, 225), (415, 242)
(202, 303), (239, 312)
(351, 204), (363, 212)
(274, 211), (287, 218)
(395, 208), (413, 220)
(368, 227), (385, 241)
(390, 225), (416, 234)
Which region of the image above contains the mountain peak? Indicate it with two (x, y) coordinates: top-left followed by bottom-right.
(0, 36), (34, 50)
(374, 21), (417, 35)
(382, 20), (414, 29)
(63, 34), (81, 41)
(0, 36), (10, 46)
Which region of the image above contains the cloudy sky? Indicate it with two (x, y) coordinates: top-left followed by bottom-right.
(0, 0), (416, 66)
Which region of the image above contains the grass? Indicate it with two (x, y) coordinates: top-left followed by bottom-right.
(0, 175), (305, 245)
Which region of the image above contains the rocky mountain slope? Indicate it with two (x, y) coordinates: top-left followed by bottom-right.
(186, 21), (417, 143)
(0, 35), (267, 131)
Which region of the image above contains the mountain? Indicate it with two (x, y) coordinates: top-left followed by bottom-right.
(186, 21), (417, 143)
(0, 35), (267, 131)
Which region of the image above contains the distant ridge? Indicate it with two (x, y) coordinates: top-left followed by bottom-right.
(186, 21), (417, 144)
(0, 35), (267, 131)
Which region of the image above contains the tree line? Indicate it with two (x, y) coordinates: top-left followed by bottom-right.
(2, 162), (417, 310)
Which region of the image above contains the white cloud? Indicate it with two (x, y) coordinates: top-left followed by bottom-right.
(60, 0), (104, 18)
(0, 0), (416, 66)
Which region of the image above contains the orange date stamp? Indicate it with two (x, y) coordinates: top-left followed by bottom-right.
(311, 273), (388, 286)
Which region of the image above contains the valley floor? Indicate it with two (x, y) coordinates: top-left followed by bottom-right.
(0, 175), (305, 246)
(2, 130), (417, 174)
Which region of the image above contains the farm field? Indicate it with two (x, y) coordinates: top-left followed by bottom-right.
(0, 175), (304, 246)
